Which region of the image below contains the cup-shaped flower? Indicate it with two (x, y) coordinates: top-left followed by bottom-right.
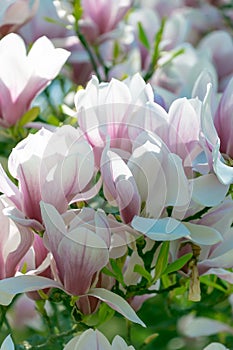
(74, 74), (157, 165)
(64, 329), (135, 350)
(0, 0), (38, 37)
(18, 0), (72, 43)
(128, 131), (190, 220)
(41, 202), (110, 296)
(0, 33), (70, 127)
(0, 125), (96, 228)
(79, 0), (133, 43)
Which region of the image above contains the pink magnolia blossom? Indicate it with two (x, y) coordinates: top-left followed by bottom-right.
(0, 0), (38, 37)
(74, 74), (165, 165)
(79, 0), (133, 43)
(0, 33), (70, 127)
(128, 131), (190, 220)
(64, 329), (136, 350)
(18, 0), (72, 43)
(0, 125), (96, 228)
(41, 203), (111, 296)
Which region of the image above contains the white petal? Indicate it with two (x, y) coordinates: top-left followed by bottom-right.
(181, 315), (233, 337)
(87, 288), (146, 327)
(184, 222), (222, 245)
(203, 343), (229, 350)
(191, 173), (229, 206)
(0, 275), (61, 306)
(0, 335), (14, 350)
(131, 216), (190, 241)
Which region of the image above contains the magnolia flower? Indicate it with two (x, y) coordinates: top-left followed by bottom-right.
(41, 203), (111, 296)
(64, 329), (136, 350)
(79, 0), (133, 43)
(0, 0), (38, 37)
(0, 33), (70, 127)
(0, 205), (145, 327)
(0, 125), (96, 229)
(75, 73), (166, 165)
(8, 294), (42, 330)
(128, 131), (190, 220)
(18, 0), (74, 43)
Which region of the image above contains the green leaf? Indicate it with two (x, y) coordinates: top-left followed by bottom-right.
(160, 48), (185, 68)
(97, 302), (115, 326)
(154, 241), (170, 281)
(134, 264), (152, 283)
(163, 253), (193, 275)
(101, 266), (116, 279)
(200, 275), (228, 293)
(113, 41), (120, 61)
(110, 259), (125, 285)
(137, 22), (150, 50)
(151, 17), (166, 67)
(18, 106), (40, 127)
(73, 0), (83, 21)
(87, 288), (146, 327)
(45, 114), (60, 126)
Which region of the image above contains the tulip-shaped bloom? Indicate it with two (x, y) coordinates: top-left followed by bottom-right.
(0, 196), (33, 280)
(41, 203), (111, 296)
(79, 0), (133, 43)
(0, 33), (70, 127)
(0, 125), (96, 229)
(75, 73), (167, 165)
(64, 329), (135, 350)
(0, 0), (38, 37)
(129, 131), (190, 220)
(18, 0), (72, 43)
(0, 203), (146, 328)
(128, 132), (222, 244)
